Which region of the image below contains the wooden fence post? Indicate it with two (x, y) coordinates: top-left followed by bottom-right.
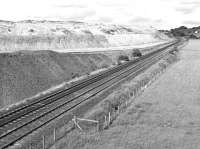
(108, 112), (111, 124)
(53, 128), (56, 142)
(104, 115), (107, 126)
(42, 136), (45, 149)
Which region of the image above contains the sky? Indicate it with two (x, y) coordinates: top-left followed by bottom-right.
(0, 0), (200, 29)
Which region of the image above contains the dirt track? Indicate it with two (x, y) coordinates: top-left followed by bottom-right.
(79, 40), (200, 149)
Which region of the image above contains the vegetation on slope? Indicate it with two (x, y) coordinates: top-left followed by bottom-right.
(0, 51), (113, 108)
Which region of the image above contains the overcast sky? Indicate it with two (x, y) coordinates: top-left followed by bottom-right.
(1, 0), (200, 29)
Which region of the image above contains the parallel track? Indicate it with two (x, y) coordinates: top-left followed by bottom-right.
(0, 41), (179, 148)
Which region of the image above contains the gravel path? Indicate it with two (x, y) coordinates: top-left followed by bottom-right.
(82, 40), (200, 149)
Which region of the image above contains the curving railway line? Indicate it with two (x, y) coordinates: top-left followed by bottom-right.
(0, 40), (180, 148)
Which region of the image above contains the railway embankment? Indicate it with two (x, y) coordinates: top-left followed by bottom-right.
(49, 42), (184, 149)
(0, 20), (171, 110)
(6, 41), (181, 149)
(0, 42), (170, 110)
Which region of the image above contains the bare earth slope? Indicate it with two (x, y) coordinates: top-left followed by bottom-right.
(0, 20), (170, 52)
(78, 40), (200, 149)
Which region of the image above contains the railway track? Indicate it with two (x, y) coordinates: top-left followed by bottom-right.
(0, 40), (179, 148)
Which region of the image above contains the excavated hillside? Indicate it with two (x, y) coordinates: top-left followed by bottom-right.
(0, 20), (171, 109)
(0, 20), (170, 52)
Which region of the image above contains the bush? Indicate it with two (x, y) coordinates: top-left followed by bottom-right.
(29, 29), (35, 33)
(71, 72), (79, 79)
(117, 55), (129, 64)
(82, 30), (92, 35)
(100, 63), (108, 69)
(159, 63), (167, 69)
(132, 49), (142, 57)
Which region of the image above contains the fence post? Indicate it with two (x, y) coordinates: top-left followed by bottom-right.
(72, 116), (83, 131)
(108, 112), (111, 124)
(97, 122), (99, 131)
(104, 115), (107, 126)
(53, 128), (56, 142)
(42, 136), (45, 149)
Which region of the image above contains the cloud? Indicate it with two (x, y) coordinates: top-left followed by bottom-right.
(175, 7), (195, 14)
(176, 0), (200, 14)
(67, 10), (96, 20)
(54, 4), (87, 9)
(0, 0), (199, 29)
(98, 3), (126, 7)
(155, 19), (163, 23)
(183, 20), (200, 26)
(181, 1), (200, 6)
(130, 17), (163, 24)
(130, 17), (151, 23)
(98, 16), (113, 23)
(41, 10), (97, 21)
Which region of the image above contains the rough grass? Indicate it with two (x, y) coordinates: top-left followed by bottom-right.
(0, 51), (113, 108)
(0, 42), (145, 109)
(50, 51), (180, 149)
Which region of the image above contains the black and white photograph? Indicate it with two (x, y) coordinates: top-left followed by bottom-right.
(0, 0), (199, 148)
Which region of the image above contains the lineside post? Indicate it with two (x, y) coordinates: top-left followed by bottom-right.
(42, 136), (45, 149)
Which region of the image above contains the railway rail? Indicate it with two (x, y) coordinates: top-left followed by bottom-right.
(0, 40), (180, 148)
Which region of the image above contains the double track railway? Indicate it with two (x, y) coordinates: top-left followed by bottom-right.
(0, 40), (179, 148)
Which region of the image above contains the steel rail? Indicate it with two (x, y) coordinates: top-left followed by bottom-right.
(0, 41), (177, 130)
(0, 41), (176, 125)
(0, 41), (179, 148)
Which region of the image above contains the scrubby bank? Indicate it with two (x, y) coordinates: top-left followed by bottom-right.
(88, 52), (179, 129)
(0, 51), (113, 108)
